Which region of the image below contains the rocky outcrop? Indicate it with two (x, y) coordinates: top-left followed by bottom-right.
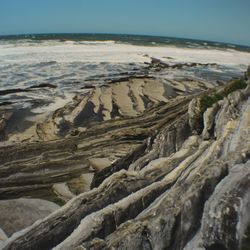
(0, 65), (249, 250)
(0, 199), (59, 237)
(0, 228), (7, 247)
(201, 103), (220, 139)
(245, 64), (250, 79)
(0, 112), (12, 140)
(36, 74), (213, 141)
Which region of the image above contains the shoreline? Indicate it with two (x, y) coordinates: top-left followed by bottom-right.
(0, 59), (240, 145)
(1, 33), (250, 51)
(0, 41), (249, 249)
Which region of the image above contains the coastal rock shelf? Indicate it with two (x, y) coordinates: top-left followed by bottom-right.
(0, 64), (249, 250)
(0, 59), (228, 144)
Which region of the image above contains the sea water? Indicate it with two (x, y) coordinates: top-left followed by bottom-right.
(0, 34), (249, 113)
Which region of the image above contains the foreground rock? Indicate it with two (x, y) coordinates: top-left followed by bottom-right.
(0, 228), (7, 247)
(0, 198), (59, 237)
(0, 66), (249, 250)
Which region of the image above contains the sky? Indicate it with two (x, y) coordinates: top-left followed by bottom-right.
(0, 0), (250, 46)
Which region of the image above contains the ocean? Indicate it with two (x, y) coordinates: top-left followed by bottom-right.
(0, 33), (250, 114)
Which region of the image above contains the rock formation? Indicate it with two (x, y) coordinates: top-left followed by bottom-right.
(0, 62), (249, 250)
(0, 198), (59, 237)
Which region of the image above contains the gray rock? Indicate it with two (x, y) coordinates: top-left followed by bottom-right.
(245, 64), (250, 79)
(0, 228), (8, 245)
(201, 162), (250, 250)
(0, 198), (59, 237)
(188, 97), (203, 134)
(202, 103), (220, 139)
(0, 67), (249, 250)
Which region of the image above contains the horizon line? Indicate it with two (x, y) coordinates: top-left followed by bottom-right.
(0, 32), (250, 48)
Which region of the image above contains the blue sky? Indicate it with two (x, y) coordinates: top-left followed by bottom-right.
(0, 0), (250, 46)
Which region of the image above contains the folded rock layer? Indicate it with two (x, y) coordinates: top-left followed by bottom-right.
(0, 64), (249, 250)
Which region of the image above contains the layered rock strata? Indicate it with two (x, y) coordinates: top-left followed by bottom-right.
(0, 65), (249, 250)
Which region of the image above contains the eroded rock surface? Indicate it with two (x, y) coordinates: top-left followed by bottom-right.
(0, 198), (60, 237)
(0, 64), (249, 250)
